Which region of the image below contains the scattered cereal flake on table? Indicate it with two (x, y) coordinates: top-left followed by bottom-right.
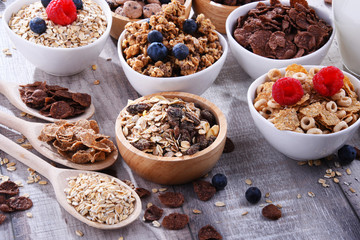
(324, 174), (332, 179)
(314, 160), (322, 166)
(3, 158), (9, 164)
(346, 168), (352, 175)
(118, 237), (124, 240)
(38, 181), (48, 185)
(265, 192), (270, 198)
(159, 188), (167, 192)
(14, 181), (23, 187)
(23, 193), (30, 198)
(215, 201), (225, 207)
(16, 137), (25, 143)
(93, 80), (100, 85)
(26, 212), (33, 218)
(276, 204), (282, 209)
(322, 183), (330, 188)
(308, 192), (315, 198)
(146, 203), (153, 208)
(21, 143), (33, 149)
(91, 65), (97, 70)
(7, 166), (16, 171)
(6, 162), (16, 168)
(318, 178), (326, 184)
(152, 188), (158, 193)
(75, 230), (84, 237)
(245, 179), (252, 185)
(242, 211), (249, 216)
(333, 178), (340, 183)
(193, 209), (202, 214)
(307, 160), (314, 166)
(349, 188), (356, 193)
(297, 161), (307, 166)
(335, 171), (342, 176)
(265, 199), (273, 204)
(326, 169), (333, 174)
(152, 220), (161, 228)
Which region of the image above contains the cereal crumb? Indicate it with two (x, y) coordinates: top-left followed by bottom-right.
(152, 220), (161, 228)
(75, 230), (84, 237)
(245, 179), (252, 185)
(93, 80), (100, 85)
(158, 188), (167, 192)
(297, 161), (307, 166)
(276, 204), (282, 209)
(7, 166), (16, 171)
(91, 65), (97, 70)
(26, 212), (33, 218)
(38, 181), (48, 185)
(265, 192), (270, 198)
(146, 203), (153, 208)
(21, 143), (33, 149)
(333, 178), (340, 183)
(242, 211), (249, 216)
(349, 187), (356, 193)
(20, 112), (27, 117)
(193, 209), (202, 214)
(307, 192), (315, 198)
(106, 58), (112, 61)
(214, 201), (225, 207)
(265, 199), (273, 203)
(346, 168), (352, 175)
(152, 188), (158, 193)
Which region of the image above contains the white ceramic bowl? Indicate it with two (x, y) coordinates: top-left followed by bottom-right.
(117, 27), (228, 96)
(226, 0), (335, 79)
(3, 0), (112, 76)
(247, 66), (360, 161)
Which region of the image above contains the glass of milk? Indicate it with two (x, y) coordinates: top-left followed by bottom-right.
(333, 0), (360, 77)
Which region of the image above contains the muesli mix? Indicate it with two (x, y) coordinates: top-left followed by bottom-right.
(254, 64), (360, 134)
(121, 0), (223, 77)
(233, 0), (332, 59)
(8, 0), (107, 48)
(118, 95), (219, 157)
(212, 0), (259, 6)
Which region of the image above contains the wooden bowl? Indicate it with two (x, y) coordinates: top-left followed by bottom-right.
(115, 92), (227, 185)
(110, 0), (192, 39)
(193, 0), (238, 34)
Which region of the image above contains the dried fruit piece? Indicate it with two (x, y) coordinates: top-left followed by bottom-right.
(162, 213), (189, 230)
(198, 225), (222, 240)
(46, 0), (77, 26)
(0, 181), (19, 196)
(313, 66), (344, 97)
(135, 188), (151, 198)
(144, 205), (163, 221)
(262, 204), (282, 220)
(193, 180), (216, 201)
(8, 196), (33, 211)
(272, 77), (304, 105)
(158, 192), (185, 208)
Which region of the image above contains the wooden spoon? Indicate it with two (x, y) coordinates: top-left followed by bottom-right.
(0, 111), (118, 171)
(0, 133), (141, 229)
(0, 81), (95, 122)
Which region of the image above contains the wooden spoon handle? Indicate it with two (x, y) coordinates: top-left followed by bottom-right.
(0, 111), (35, 135)
(0, 133), (55, 180)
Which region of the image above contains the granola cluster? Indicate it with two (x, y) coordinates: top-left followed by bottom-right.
(121, 0), (223, 77)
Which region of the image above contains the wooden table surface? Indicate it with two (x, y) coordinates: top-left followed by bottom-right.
(0, 0), (359, 239)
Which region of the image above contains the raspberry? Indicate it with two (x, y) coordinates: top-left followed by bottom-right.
(272, 77), (304, 106)
(46, 0), (77, 26)
(313, 66), (344, 96)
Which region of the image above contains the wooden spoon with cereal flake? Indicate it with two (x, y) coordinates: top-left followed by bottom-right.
(0, 81), (95, 122)
(0, 111), (118, 171)
(0, 133), (141, 229)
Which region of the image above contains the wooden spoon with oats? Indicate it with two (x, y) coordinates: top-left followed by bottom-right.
(0, 133), (141, 229)
(0, 111), (118, 171)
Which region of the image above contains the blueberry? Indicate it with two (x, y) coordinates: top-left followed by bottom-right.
(147, 42), (168, 62)
(172, 43), (189, 60)
(183, 19), (197, 34)
(211, 173), (227, 190)
(245, 187), (261, 204)
(338, 144), (357, 165)
(41, 0), (52, 8)
(73, 0), (83, 10)
(29, 17), (47, 35)
(147, 30), (163, 43)
(160, 0), (171, 4)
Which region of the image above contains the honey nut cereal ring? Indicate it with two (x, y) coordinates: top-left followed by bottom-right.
(285, 71), (295, 77)
(326, 101), (337, 113)
(295, 127), (304, 133)
(350, 114), (358, 125)
(336, 110), (347, 119)
(323, 130), (331, 134)
(333, 121), (348, 132)
(300, 116), (316, 130)
(309, 67), (320, 77)
(267, 99), (280, 109)
(344, 116), (353, 124)
(254, 99), (267, 111)
(292, 72), (307, 82)
(256, 85), (265, 95)
(331, 89), (346, 101)
(307, 128), (323, 134)
(267, 69), (282, 81)
(260, 107), (273, 118)
(337, 97), (352, 107)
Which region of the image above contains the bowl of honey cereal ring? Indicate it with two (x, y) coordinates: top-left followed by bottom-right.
(115, 92), (227, 185)
(247, 64), (360, 161)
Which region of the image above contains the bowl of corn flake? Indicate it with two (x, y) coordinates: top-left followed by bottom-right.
(247, 64), (360, 160)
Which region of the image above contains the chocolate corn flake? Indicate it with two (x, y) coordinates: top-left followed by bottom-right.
(158, 192), (185, 208)
(162, 213), (189, 230)
(198, 225), (223, 240)
(144, 205), (163, 221)
(193, 180), (216, 201)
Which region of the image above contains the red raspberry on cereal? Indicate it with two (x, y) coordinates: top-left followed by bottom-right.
(313, 66), (344, 97)
(46, 0), (77, 26)
(272, 77), (304, 106)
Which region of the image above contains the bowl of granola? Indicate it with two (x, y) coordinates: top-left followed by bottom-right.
(247, 64), (360, 160)
(117, 0), (228, 96)
(115, 92), (227, 184)
(3, 0), (112, 76)
(226, 0), (335, 79)
(108, 0), (192, 39)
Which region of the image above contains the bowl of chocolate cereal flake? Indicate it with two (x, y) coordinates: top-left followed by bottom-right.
(3, 0), (112, 76)
(115, 92), (227, 184)
(247, 64), (360, 161)
(226, 0), (335, 79)
(118, 0), (228, 96)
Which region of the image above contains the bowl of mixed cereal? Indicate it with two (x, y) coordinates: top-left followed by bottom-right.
(109, 0), (192, 39)
(117, 0), (228, 96)
(247, 64), (360, 160)
(226, 0), (335, 79)
(3, 0), (112, 76)
(115, 92), (227, 184)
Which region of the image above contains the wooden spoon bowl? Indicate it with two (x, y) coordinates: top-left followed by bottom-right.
(115, 92), (227, 185)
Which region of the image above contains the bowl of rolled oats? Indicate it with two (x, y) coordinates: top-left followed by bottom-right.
(3, 0), (112, 76)
(247, 64), (360, 161)
(225, 0), (335, 79)
(117, 0), (228, 96)
(115, 92), (227, 185)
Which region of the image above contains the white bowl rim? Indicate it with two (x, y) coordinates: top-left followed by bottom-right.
(117, 26), (229, 81)
(226, 0), (335, 63)
(247, 65), (360, 138)
(2, 0), (113, 51)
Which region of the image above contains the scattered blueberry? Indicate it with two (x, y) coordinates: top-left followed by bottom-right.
(338, 144), (356, 165)
(147, 30), (163, 43)
(41, 0), (52, 8)
(183, 19), (197, 34)
(73, 0), (83, 10)
(211, 174), (227, 190)
(160, 0), (171, 4)
(245, 187), (261, 204)
(147, 42), (168, 62)
(172, 43), (189, 60)
(29, 17), (47, 35)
